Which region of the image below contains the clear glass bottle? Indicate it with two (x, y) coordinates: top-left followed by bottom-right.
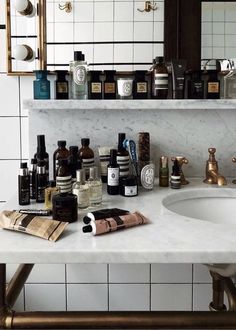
(224, 61), (236, 99)
(72, 169), (90, 209)
(87, 167), (102, 206)
(45, 180), (60, 210)
(70, 51), (88, 100)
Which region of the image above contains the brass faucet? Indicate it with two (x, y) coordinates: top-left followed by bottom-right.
(171, 156), (189, 185)
(203, 148), (227, 186)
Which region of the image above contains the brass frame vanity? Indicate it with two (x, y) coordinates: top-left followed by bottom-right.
(1, 264), (236, 329)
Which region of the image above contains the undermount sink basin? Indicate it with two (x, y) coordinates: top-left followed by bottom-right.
(162, 188), (236, 225)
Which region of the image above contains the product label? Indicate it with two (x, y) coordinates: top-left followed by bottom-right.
(91, 82), (102, 93)
(124, 185), (137, 196)
(57, 82), (68, 93)
(117, 155), (130, 177)
(36, 185), (46, 202)
(105, 82), (115, 94)
(117, 80), (133, 97)
(155, 73), (168, 90)
(74, 66), (87, 85)
(137, 82), (147, 93)
(208, 82), (219, 93)
(82, 158), (95, 168)
(108, 168), (119, 186)
(72, 187), (90, 208)
(56, 175), (72, 193)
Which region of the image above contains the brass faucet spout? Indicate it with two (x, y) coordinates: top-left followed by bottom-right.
(208, 170), (227, 186)
(203, 148), (227, 186)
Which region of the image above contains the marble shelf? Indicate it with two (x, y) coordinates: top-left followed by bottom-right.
(1, 179), (236, 264)
(23, 99), (236, 111)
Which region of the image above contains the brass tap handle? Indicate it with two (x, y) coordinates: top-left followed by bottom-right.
(208, 148), (217, 162)
(171, 156), (189, 185)
(232, 158), (236, 184)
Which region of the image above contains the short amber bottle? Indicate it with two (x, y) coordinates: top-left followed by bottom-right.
(53, 140), (70, 180)
(79, 138), (95, 179)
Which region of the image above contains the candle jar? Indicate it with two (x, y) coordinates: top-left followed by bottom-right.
(33, 70), (50, 99)
(117, 77), (133, 99)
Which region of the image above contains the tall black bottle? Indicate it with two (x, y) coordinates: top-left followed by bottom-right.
(107, 149), (120, 195)
(18, 162), (30, 205)
(34, 135), (49, 181)
(29, 158), (37, 199)
(36, 161), (47, 203)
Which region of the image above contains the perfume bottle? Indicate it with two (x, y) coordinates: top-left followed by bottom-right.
(29, 158), (37, 199)
(87, 166), (102, 206)
(159, 156), (169, 187)
(18, 162), (30, 206)
(89, 71), (102, 99)
(107, 149), (120, 195)
(55, 70), (69, 99)
(36, 161), (47, 203)
(45, 180), (60, 210)
(56, 159), (72, 193)
(72, 169), (90, 209)
(79, 138), (94, 179)
(224, 61), (236, 99)
(53, 140), (70, 180)
(33, 70), (50, 100)
(133, 70), (148, 99)
(103, 70), (116, 99)
(187, 71), (204, 99)
(151, 57), (168, 99)
(70, 51), (88, 99)
(207, 70), (220, 99)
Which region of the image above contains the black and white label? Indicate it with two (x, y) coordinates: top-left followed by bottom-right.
(117, 155), (130, 177)
(82, 157), (94, 168)
(124, 185), (137, 196)
(74, 66), (87, 85)
(155, 73), (168, 90)
(56, 175), (72, 193)
(108, 168), (119, 186)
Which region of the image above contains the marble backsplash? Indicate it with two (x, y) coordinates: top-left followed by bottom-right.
(27, 103), (236, 179)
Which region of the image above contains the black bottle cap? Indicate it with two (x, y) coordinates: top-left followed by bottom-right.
(110, 149), (117, 164)
(82, 53), (85, 61)
(82, 225), (93, 233)
(74, 51), (82, 61)
(20, 162), (28, 169)
(118, 133), (126, 150)
(90, 70), (102, 79)
(55, 70), (68, 78)
(58, 140), (66, 148)
(31, 158), (37, 164)
(58, 158), (69, 166)
(155, 56), (164, 63)
(69, 146), (79, 154)
(83, 216), (91, 224)
(172, 159), (180, 176)
(37, 135), (46, 153)
(104, 70), (116, 79)
(48, 180), (56, 187)
(81, 138), (90, 147)
(135, 70), (147, 78)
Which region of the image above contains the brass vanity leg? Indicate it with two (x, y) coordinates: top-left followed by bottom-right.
(0, 264), (13, 329)
(209, 271), (227, 312)
(6, 264), (34, 308)
(223, 277), (236, 311)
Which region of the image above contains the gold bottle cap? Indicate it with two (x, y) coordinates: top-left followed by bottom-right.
(160, 156), (168, 168)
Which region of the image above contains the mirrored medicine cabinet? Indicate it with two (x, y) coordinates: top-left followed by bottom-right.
(6, 0), (236, 75)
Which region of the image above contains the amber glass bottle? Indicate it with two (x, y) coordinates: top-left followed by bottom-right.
(79, 138), (95, 179)
(151, 57), (168, 99)
(53, 140), (70, 180)
(56, 158), (72, 193)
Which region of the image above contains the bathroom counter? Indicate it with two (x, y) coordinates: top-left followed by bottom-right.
(1, 178), (236, 264)
(24, 99), (236, 111)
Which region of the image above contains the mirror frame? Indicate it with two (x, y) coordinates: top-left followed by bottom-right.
(164, 0), (236, 71)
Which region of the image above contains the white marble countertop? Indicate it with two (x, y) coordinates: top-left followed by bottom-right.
(1, 179), (236, 264)
(23, 99), (236, 111)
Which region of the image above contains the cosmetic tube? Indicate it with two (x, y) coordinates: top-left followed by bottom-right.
(171, 60), (187, 99)
(82, 211), (148, 235)
(83, 208), (130, 224)
(19, 209), (52, 216)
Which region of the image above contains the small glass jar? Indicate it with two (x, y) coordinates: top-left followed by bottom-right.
(33, 70), (50, 99)
(117, 77), (133, 99)
(120, 176), (138, 197)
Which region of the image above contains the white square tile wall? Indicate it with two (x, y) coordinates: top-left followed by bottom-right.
(45, 0), (165, 70)
(201, 2), (236, 61)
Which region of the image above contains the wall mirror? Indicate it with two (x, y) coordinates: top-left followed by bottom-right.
(6, 0), (46, 75)
(7, 0), (172, 75)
